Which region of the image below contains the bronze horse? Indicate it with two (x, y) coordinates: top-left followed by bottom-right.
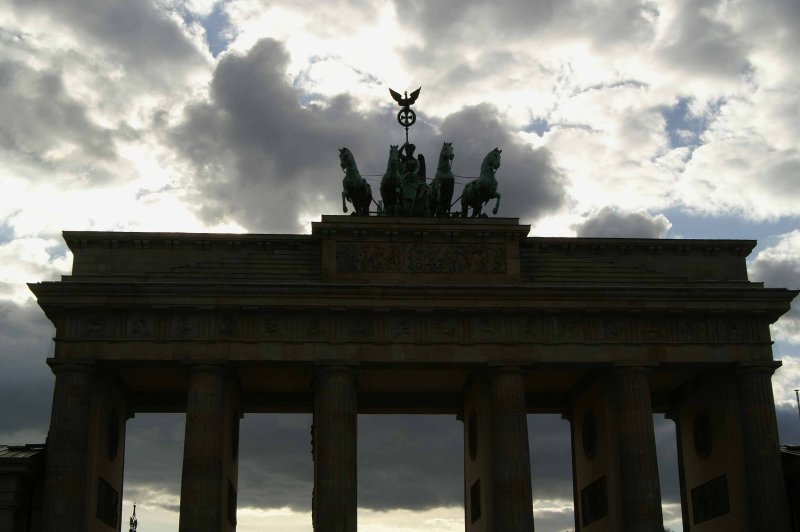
(340, 147), (372, 216)
(380, 145), (401, 216)
(430, 142), (455, 217)
(461, 148), (502, 217)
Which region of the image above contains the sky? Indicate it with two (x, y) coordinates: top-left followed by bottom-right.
(0, 0), (799, 530)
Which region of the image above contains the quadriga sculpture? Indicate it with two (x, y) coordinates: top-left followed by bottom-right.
(430, 142), (455, 217)
(461, 148), (502, 217)
(340, 147), (372, 216)
(380, 145), (401, 216)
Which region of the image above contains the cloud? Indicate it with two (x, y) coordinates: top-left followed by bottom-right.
(396, 0), (658, 53)
(122, 413), (582, 514)
(8, 0), (208, 89)
(123, 414), (186, 503)
(748, 230), (800, 344)
(0, 3), (797, 531)
(439, 105), (566, 220)
(656, 0), (751, 81)
(237, 414), (314, 510)
(573, 207), (671, 238)
(0, 236), (71, 302)
(0, 299), (54, 443)
(169, 38), (566, 233)
(0, 59), (118, 183)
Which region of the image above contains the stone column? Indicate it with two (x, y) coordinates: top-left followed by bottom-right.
(41, 362), (94, 532)
(313, 366), (357, 532)
(179, 364), (238, 532)
(736, 364), (791, 531)
(489, 367), (534, 532)
(611, 366), (663, 531)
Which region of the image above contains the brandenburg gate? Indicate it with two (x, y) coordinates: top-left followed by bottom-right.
(29, 215), (796, 531)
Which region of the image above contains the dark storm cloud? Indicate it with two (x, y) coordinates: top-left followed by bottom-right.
(237, 414), (314, 510)
(10, 0), (206, 87)
(357, 415), (463, 510)
(123, 414), (186, 508)
(237, 414), (578, 512)
(238, 414), (465, 512)
(0, 59), (117, 179)
(439, 104), (566, 221)
(528, 415), (574, 501)
(250, 415), (596, 512)
(654, 416), (681, 504)
(0, 300), (54, 442)
(574, 207), (671, 238)
(170, 38), (402, 233)
(170, 38), (566, 232)
(125, 413), (582, 513)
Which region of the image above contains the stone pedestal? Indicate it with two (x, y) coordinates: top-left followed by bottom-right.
(41, 362), (128, 532)
(736, 365), (790, 531)
(570, 367), (663, 532)
(313, 366), (357, 532)
(179, 365), (240, 532)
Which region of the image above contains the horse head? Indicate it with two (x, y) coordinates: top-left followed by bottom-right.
(339, 147), (354, 171)
(383, 145), (400, 184)
(437, 142), (455, 170)
(443, 142), (454, 160)
(480, 147), (502, 177)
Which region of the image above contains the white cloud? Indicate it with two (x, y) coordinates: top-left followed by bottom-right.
(574, 207), (671, 238)
(749, 230), (800, 344)
(772, 354), (800, 410)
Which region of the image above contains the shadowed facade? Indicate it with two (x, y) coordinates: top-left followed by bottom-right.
(29, 216), (796, 531)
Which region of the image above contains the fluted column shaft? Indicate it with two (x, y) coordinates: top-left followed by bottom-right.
(612, 367), (663, 531)
(737, 365), (790, 531)
(489, 367), (534, 532)
(179, 365), (229, 532)
(41, 362), (94, 532)
(314, 366), (357, 532)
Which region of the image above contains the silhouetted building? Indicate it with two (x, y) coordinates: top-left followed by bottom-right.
(783, 445), (800, 531)
(27, 217), (799, 531)
(0, 444), (45, 532)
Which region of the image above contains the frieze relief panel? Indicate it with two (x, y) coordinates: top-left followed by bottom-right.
(126, 313), (156, 338)
(335, 242), (507, 274)
(63, 311), (766, 345)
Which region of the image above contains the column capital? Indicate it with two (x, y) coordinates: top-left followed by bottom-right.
(314, 364), (359, 378)
(181, 360), (230, 372)
(736, 360), (782, 378)
(612, 362), (657, 374)
(486, 364), (526, 376)
(46, 358), (96, 376)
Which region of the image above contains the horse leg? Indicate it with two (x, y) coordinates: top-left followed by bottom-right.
(342, 191), (348, 213)
(492, 192), (501, 215)
(473, 203), (482, 217)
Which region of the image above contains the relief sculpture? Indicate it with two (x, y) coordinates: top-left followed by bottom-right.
(336, 242), (506, 274)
